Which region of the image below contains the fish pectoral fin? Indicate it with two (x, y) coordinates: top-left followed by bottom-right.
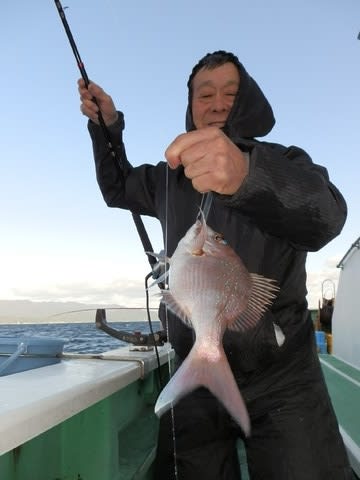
(145, 250), (170, 290)
(229, 273), (279, 332)
(161, 291), (193, 328)
(146, 271), (169, 290)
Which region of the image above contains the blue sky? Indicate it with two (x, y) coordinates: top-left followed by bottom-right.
(1, 0), (359, 309)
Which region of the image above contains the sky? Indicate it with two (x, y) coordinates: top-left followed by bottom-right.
(1, 0), (359, 311)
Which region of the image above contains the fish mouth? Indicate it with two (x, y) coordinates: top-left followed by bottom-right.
(190, 218), (207, 254)
(191, 248), (204, 256)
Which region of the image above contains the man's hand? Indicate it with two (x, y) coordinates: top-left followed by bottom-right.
(165, 127), (249, 195)
(78, 79), (118, 126)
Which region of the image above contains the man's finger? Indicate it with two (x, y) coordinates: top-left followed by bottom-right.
(165, 128), (220, 169)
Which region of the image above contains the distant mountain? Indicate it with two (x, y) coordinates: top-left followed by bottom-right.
(0, 300), (157, 324)
(0, 299), (122, 317)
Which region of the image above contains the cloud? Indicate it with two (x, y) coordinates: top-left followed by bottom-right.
(10, 278), (160, 309)
(1, 251), (343, 312)
(1, 253), (160, 308)
(306, 255), (340, 309)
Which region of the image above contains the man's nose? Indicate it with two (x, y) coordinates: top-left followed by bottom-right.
(211, 93), (228, 112)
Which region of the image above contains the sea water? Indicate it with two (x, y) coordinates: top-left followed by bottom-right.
(0, 321), (161, 354)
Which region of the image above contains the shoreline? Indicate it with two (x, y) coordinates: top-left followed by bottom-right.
(0, 310), (159, 325)
(0, 300), (159, 325)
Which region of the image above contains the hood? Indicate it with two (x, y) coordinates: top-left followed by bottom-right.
(185, 60), (275, 141)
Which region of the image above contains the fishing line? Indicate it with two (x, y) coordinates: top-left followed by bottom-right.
(163, 164), (179, 480)
(144, 272), (164, 390)
(198, 191), (214, 222)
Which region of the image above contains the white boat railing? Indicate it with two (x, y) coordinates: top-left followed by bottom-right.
(333, 236), (360, 370)
(0, 344), (172, 456)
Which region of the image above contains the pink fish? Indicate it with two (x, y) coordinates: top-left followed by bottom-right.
(154, 216), (278, 436)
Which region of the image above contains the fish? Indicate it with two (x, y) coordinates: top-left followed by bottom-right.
(153, 215), (279, 437)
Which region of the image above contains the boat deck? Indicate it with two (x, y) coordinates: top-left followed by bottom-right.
(320, 354), (360, 477)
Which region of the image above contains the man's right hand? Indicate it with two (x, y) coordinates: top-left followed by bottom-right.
(78, 79), (118, 126)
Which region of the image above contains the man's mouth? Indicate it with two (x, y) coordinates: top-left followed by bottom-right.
(208, 121), (226, 127)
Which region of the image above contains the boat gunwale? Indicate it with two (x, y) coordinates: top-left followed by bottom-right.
(0, 344), (172, 456)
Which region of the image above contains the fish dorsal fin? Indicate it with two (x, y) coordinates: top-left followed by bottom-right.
(161, 290), (193, 328)
(228, 273), (279, 332)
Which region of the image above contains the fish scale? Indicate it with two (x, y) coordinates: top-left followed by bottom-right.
(154, 215), (279, 436)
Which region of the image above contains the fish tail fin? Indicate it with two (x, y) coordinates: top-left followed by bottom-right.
(204, 348), (251, 437)
(154, 349), (201, 417)
(154, 346), (251, 437)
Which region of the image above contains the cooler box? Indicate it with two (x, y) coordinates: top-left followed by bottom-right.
(0, 336), (65, 376)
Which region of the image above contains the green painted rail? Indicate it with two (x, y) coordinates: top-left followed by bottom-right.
(0, 367), (164, 480)
(320, 354), (360, 446)
(320, 354), (360, 477)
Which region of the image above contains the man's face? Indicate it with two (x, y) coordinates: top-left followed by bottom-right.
(191, 62), (240, 130)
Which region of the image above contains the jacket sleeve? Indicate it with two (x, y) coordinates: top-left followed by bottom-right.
(222, 142), (347, 251)
(87, 112), (160, 217)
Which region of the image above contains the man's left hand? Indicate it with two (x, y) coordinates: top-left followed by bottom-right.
(165, 127), (248, 195)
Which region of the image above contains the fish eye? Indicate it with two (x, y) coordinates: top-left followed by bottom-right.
(214, 233), (227, 245)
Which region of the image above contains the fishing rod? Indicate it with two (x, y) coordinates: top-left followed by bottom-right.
(53, 1), (166, 387)
(53, 0), (162, 281)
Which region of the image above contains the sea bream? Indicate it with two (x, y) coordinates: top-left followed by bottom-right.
(154, 215), (279, 436)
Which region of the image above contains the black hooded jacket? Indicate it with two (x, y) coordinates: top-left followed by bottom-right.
(88, 61), (347, 377)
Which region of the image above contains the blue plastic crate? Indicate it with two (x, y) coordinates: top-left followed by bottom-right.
(315, 331), (328, 354)
(0, 336), (65, 376)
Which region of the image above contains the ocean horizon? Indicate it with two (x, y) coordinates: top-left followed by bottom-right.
(0, 320), (162, 354)
(0, 299), (159, 325)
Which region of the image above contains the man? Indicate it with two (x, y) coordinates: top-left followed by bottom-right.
(79, 51), (352, 479)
